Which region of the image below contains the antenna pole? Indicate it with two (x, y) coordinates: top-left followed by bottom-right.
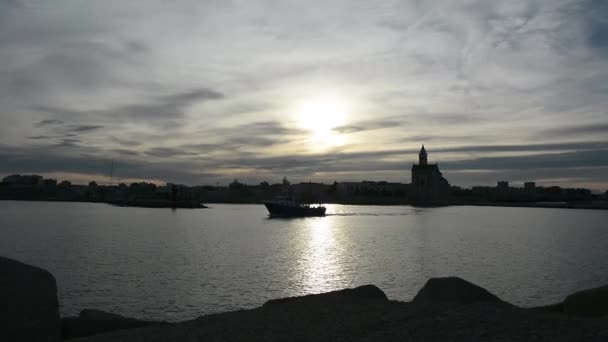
(110, 159), (114, 185)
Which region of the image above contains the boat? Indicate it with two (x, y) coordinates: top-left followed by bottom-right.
(264, 196), (326, 217)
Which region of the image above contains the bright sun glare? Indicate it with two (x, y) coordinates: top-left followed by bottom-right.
(294, 96), (349, 148)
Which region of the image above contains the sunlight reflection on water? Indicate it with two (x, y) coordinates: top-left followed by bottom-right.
(298, 217), (347, 294)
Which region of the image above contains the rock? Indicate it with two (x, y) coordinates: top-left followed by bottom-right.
(0, 256), (61, 342)
(62, 309), (166, 339)
(263, 284), (388, 307)
(78, 309), (126, 321)
(534, 302), (564, 313)
(412, 277), (505, 305)
(75, 282), (608, 342)
(563, 285), (608, 317)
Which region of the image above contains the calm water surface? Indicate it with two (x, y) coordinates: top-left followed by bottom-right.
(1, 201), (607, 321)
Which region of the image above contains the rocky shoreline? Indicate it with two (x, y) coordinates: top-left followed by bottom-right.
(1, 256), (607, 341)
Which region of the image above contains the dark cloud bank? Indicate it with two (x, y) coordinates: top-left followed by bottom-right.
(2, 140), (607, 188)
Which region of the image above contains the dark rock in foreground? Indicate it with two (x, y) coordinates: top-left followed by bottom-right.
(264, 284), (388, 306)
(537, 284), (608, 317)
(564, 285), (608, 317)
(2, 255), (606, 341)
(77, 283), (608, 342)
(413, 276), (507, 305)
(0, 256), (61, 342)
(62, 309), (166, 339)
(535, 301), (564, 313)
(79, 309), (126, 320)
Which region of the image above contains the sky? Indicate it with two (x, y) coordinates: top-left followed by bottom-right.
(1, 0), (607, 190)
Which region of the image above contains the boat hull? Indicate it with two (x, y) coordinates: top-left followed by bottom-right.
(264, 202), (326, 217)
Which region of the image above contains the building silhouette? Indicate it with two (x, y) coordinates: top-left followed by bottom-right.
(411, 146), (450, 203)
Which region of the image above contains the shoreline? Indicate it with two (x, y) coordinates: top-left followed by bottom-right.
(2, 198), (607, 210)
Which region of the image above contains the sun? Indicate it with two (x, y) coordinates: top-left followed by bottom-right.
(293, 96), (350, 147)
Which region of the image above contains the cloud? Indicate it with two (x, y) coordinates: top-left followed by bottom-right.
(204, 140), (608, 174)
(333, 126), (363, 134)
(181, 121), (301, 153)
(0, 144), (213, 184)
(101, 88), (223, 123)
(399, 134), (489, 144)
(433, 142), (608, 154)
(3, 44), (126, 100)
(219, 136), (284, 148)
(2, 139), (608, 189)
(332, 119), (402, 134)
(588, 22), (608, 50)
(54, 138), (81, 148)
(31, 87), (224, 129)
(124, 40), (146, 53)
(442, 149), (608, 171)
(282, 141), (608, 163)
(34, 119), (63, 127)
(112, 149), (139, 156)
(0, 0), (23, 16)
(418, 113), (485, 125)
(145, 147), (198, 158)
(221, 121), (302, 136)
(111, 136), (143, 147)
(581, 0), (608, 55)
(446, 167), (608, 189)
(163, 89), (224, 104)
(68, 125), (104, 133)
(541, 123), (608, 137)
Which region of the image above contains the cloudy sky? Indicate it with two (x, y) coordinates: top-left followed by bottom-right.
(1, 0), (607, 190)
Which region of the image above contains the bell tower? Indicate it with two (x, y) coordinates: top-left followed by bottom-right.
(419, 145), (427, 166)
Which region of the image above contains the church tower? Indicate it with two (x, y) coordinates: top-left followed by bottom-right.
(419, 145), (428, 166)
(411, 145), (450, 203)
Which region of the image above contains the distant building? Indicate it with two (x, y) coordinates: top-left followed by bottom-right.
(411, 146), (450, 202)
(58, 180), (72, 188)
(472, 186), (492, 194)
(43, 179), (57, 187)
(292, 182), (328, 203)
(1, 174), (43, 185)
(497, 181), (509, 189)
(336, 181), (408, 197)
(524, 182), (536, 191)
